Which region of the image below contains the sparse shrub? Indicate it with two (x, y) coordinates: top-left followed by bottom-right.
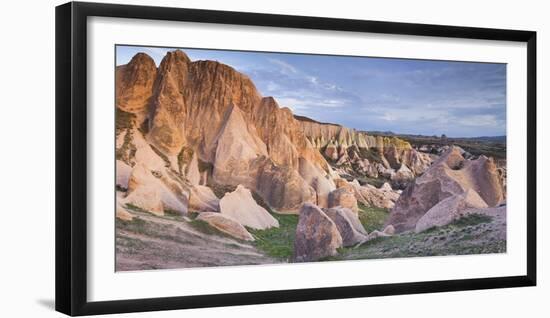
(209, 183), (237, 199)
(450, 214), (493, 227)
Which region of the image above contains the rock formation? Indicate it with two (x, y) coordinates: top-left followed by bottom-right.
(324, 207), (367, 246)
(116, 50), (335, 213)
(293, 203), (343, 262)
(386, 146), (505, 233)
(116, 202), (134, 221)
(125, 163), (189, 216)
(116, 53), (157, 115)
(116, 160), (132, 189)
(196, 212), (255, 241)
(189, 185), (220, 212)
(414, 189), (488, 232)
(355, 183), (399, 209)
(219, 185), (279, 230)
(295, 115), (433, 185)
(391, 164), (415, 189)
(328, 187), (359, 213)
(334, 179), (399, 210)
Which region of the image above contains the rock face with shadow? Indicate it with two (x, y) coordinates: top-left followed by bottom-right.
(386, 146), (505, 233)
(116, 50), (336, 213)
(293, 203), (343, 262)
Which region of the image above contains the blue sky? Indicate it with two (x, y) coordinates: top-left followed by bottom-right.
(117, 45), (506, 137)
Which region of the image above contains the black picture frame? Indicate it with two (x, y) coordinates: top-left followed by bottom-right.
(55, 1), (537, 316)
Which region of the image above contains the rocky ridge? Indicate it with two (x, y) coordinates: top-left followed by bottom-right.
(295, 115), (432, 188)
(116, 50), (334, 214)
(386, 146), (505, 233)
(115, 50), (507, 267)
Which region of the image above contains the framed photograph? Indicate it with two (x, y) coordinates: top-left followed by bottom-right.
(55, 1), (536, 316)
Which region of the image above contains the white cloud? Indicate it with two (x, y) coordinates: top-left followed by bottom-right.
(317, 99), (347, 108)
(276, 97), (311, 113)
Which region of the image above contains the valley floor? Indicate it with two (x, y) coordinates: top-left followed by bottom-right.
(116, 210), (279, 271)
(115, 203), (506, 271)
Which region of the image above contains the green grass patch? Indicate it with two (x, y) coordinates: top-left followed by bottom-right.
(188, 219), (221, 235)
(249, 213), (299, 260)
(164, 208), (184, 217)
(450, 213), (493, 228)
(116, 216), (150, 236)
(357, 203), (390, 233)
(117, 216), (196, 246)
(338, 212), (503, 260)
(125, 203), (150, 213)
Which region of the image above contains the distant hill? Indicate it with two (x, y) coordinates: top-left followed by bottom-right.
(293, 115), (341, 126)
(364, 131), (506, 145)
(464, 136), (506, 144)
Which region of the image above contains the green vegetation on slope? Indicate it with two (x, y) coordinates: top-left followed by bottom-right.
(187, 218), (240, 240)
(249, 213), (299, 261)
(337, 213), (502, 260)
(449, 213), (493, 227)
(357, 203), (390, 233)
(121, 200), (503, 264)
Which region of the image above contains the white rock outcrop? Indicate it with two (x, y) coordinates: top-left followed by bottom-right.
(325, 207), (367, 246)
(415, 189), (489, 232)
(189, 185), (220, 212)
(219, 185), (279, 230)
(196, 212), (255, 241)
(125, 164), (188, 216)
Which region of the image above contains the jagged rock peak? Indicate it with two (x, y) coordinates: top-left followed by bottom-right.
(187, 59), (261, 103)
(160, 49), (191, 66)
(128, 52), (157, 67)
(116, 52), (158, 113)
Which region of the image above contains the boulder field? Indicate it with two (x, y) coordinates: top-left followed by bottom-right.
(293, 203), (396, 262)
